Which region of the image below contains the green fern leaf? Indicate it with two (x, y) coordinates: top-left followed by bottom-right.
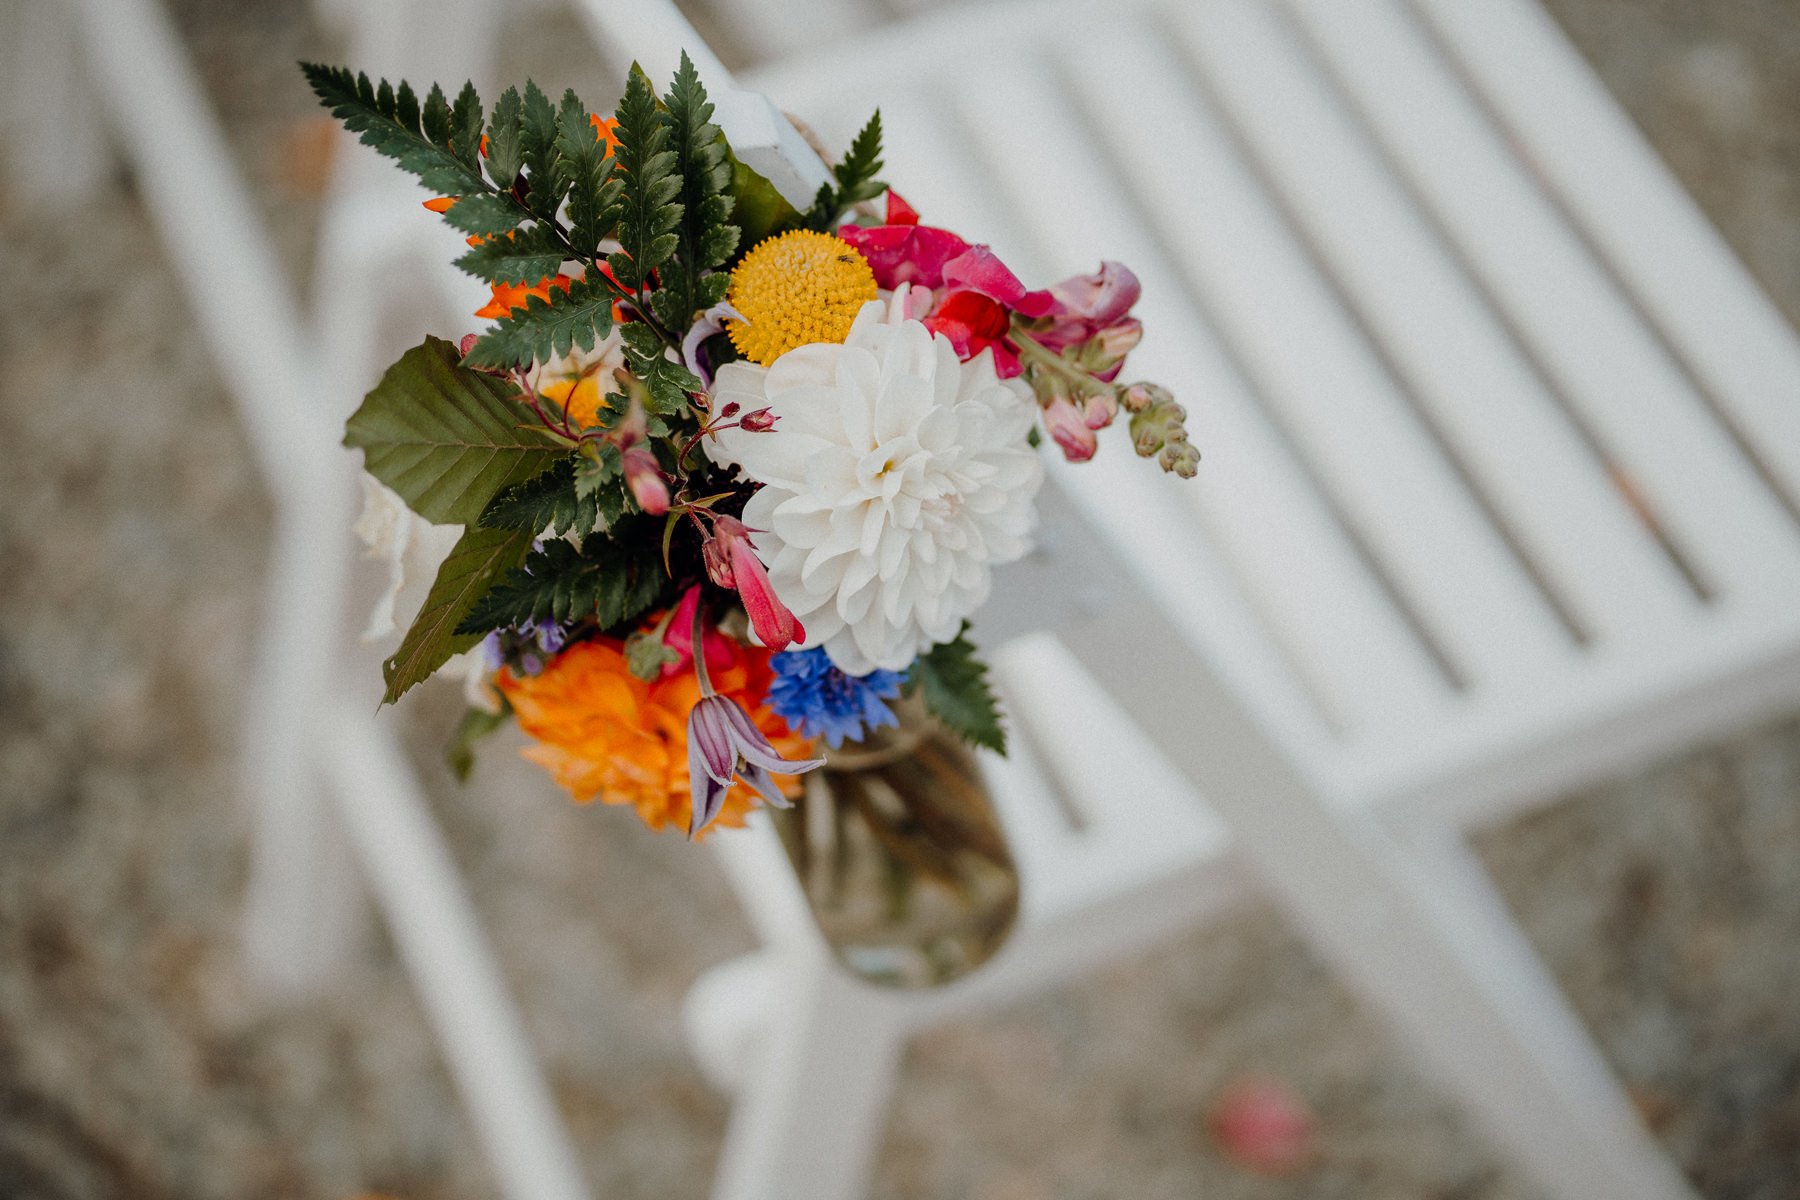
(609, 64), (682, 291)
(454, 224), (566, 284)
(302, 63), (487, 196)
(464, 273), (616, 369)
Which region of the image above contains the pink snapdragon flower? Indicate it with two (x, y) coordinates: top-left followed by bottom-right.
(703, 515), (804, 652)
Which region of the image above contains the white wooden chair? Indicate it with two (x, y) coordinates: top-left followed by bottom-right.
(47, 0), (1800, 1198)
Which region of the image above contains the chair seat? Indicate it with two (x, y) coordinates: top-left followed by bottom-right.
(750, 0), (1800, 850)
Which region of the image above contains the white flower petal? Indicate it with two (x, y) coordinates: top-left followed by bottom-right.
(698, 305), (1043, 675)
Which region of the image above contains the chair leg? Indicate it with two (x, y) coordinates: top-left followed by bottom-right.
(321, 708), (593, 1200)
(708, 950), (908, 1200)
(1060, 592), (1699, 1200)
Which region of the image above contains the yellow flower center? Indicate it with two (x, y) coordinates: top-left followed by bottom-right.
(540, 369), (611, 430)
(726, 231), (878, 366)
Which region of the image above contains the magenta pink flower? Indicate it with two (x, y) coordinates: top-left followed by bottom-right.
(686, 693), (824, 836)
(703, 515), (804, 652)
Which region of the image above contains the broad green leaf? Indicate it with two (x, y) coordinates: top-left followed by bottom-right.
(383, 526), (532, 704)
(344, 336), (564, 525)
(728, 146), (802, 250)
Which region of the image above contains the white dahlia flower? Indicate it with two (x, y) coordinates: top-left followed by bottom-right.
(707, 292), (1044, 674)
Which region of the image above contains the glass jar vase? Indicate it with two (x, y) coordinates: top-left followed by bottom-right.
(768, 699), (1020, 988)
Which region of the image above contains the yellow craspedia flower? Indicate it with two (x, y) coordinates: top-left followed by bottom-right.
(727, 231), (878, 366)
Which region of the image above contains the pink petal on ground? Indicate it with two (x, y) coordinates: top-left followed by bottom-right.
(1207, 1075), (1318, 1177)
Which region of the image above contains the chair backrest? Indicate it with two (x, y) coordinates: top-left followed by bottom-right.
(746, 0), (1800, 826)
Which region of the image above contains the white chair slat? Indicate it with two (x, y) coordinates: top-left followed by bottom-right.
(1411, 0), (1800, 532)
(989, 634), (1231, 922)
(1073, 16), (1577, 692)
(1184, 0), (1703, 650)
(1281, 0), (1800, 608)
(933, 53), (1457, 737)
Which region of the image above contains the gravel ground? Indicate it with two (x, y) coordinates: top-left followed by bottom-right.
(3, 1), (1799, 1198)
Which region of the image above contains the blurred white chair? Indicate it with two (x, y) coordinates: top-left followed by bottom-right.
(46, 0), (1800, 1199)
(686, 1), (1800, 1198)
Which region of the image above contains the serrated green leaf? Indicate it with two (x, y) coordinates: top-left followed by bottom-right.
(439, 191), (527, 238)
(906, 626), (1006, 755)
(457, 525), (669, 635)
(464, 275), (616, 369)
(520, 81), (566, 219)
(802, 109), (886, 231)
(344, 337), (564, 525)
(480, 456), (606, 537)
(619, 324), (700, 414)
(450, 80), (484, 169)
(573, 448), (630, 527)
(485, 86), (526, 185)
(384, 526), (533, 704)
(656, 51), (740, 328)
(454, 224), (565, 284)
(302, 63), (488, 196)
(834, 109), (884, 203)
(554, 88), (620, 259)
(610, 64), (683, 290)
(447, 699), (512, 782)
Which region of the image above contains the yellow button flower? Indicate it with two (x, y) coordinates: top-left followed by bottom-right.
(726, 230), (878, 366)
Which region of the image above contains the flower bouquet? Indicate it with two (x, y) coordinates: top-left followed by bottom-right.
(307, 55), (1194, 981)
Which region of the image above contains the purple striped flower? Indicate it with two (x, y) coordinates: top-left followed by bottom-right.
(686, 694), (825, 837)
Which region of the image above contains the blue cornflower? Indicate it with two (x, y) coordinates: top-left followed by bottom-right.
(767, 647), (906, 749)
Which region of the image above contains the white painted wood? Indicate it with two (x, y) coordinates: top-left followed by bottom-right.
(1163, 0), (1574, 688)
(707, 951), (908, 1200)
(1193, 0), (1700, 650)
(1410, 0), (1800, 517)
(322, 709), (593, 1200)
(928, 47), (1455, 736)
(1337, 0), (1800, 607)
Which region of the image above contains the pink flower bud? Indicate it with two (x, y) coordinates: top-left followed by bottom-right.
(458, 333), (480, 358)
(1081, 390), (1120, 431)
(1043, 397), (1098, 463)
(738, 407), (777, 433)
(621, 445), (670, 515)
(719, 401), (741, 419)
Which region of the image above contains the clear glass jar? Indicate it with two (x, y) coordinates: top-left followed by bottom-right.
(768, 699), (1020, 988)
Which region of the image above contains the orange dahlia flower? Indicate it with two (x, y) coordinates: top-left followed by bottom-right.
(497, 636), (815, 835)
